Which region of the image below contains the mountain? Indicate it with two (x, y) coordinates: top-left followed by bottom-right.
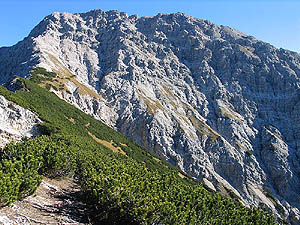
(0, 9), (300, 223)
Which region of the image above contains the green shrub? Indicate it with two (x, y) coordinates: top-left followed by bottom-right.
(0, 135), (76, 206)
(30, 67), (57, 84)
(45, 83), (51, 90)
(0, 77), (278, 224)
(38, 137), (76, 178)
(31, 67), (57, 78)
(77, 153), (276, 224)
(0, 142), (43, 205)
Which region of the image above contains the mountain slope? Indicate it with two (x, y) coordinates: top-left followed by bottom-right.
(0, 9), (300, 223)
(0, 78), (277, 224)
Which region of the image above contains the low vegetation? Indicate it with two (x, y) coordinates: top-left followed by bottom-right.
(0, 75), (277, 224)
(30, 67), (57, 84)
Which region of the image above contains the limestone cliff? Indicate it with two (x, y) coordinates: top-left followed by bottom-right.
(1, 9), (300, 224)
(0, 95), (40, 147)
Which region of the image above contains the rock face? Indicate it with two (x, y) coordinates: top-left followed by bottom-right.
(0, 95), (41, 147)
(1, 9), (300, 223)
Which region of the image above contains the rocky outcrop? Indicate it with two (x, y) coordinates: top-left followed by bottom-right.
(0, 95), (41, 147)
(0, 177), (90, 225)
(1, 9), (300, 223)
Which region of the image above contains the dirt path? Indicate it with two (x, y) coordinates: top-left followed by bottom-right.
(0, 177), (91, 225)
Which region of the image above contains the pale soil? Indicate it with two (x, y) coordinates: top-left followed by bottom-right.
(0, 177), (91, 225)
(87, 131), (127, 156)
(178, 172), (186, 179)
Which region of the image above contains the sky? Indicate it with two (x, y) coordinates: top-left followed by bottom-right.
(0, 0), (299, 53)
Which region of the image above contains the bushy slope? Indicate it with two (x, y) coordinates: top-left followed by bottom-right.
(0, 78), (277, 224)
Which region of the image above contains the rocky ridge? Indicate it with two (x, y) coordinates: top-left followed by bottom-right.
(0, 9), (300, 224)
(0, 94), (40, 147)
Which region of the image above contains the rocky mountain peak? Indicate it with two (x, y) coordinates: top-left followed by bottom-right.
(1, 9), (300, 224)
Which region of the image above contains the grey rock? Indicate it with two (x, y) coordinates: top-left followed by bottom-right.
(1, 9), (300, 224)
(0, 95), (41, 147)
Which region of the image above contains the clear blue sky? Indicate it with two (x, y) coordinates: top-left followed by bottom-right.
(0, 0), (299, 53)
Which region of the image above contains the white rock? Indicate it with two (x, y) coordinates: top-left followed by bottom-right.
(1, 9), (300, 224)
(0, 95), (41, 147)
